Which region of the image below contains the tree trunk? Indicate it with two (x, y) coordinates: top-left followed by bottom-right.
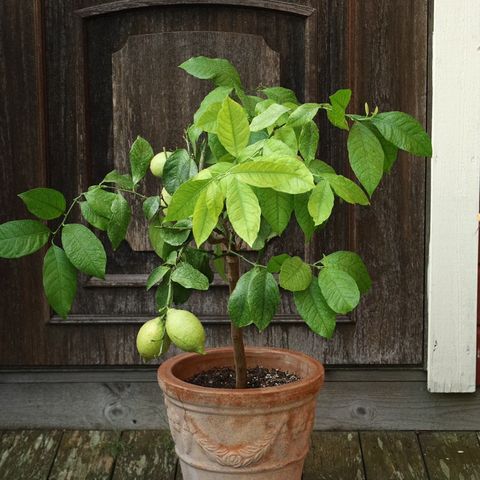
(225, 253), (247, 388)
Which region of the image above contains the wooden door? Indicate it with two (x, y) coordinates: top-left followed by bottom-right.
(0, 0), (428, 366)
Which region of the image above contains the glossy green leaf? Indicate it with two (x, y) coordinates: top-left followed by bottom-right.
(164, 179), (210, 221)
(0, 220), (50, 258)
(61, 224), (106, 279)
(318, 267), (360, 314)
(196, 101), (222, 132)
(347, 122), (384, 196)
(320, 173), (370, 205)
(250, 103), (289, 132)
(279, 256), (312, 292)
(273, 125), (298, 153)
(255, 188), (293, 234)
(84, 187), (116, 219)
(266, 253), (290, 273)
(18, 188), (66, 220)
(148, 219), (175, 259)
(309, 160), (336, 176)
(228, 267), (280, 330)
(287, 103), (321, 128)
(184, 247), (214, 283)
(146, 265), (170, 291)
(213, 244), (227, 281)
(142, 196), (160, 221)
(42, 245), (77, 318)
(107, 193), (131, 250)
(179, 56), (242, 89)
(262, 138), (295, 157)
(158, 220), (192, 246)
(103, 170), (134, 190)
(299, 121), (319, 162)
(80, 202), (109, 231)
(327, 89), (352, 130)
(261, 87), (299, 105)
(321, 250), (371, 294)
(229, 157), (314, 194)
(293, 277), (336, 338)
(193, 86), (233, 125)
(371, 111), (432, 157)
(237, 140), (266, 162)
(130, 136), (154, 185)
(226, 177), (261, 247)
(294, 193), (315, 240)
(365, 123), (399, 173)
(192, 182), (224, 246)
(216, 97), (250, 156)
(162, 149), (198, 195)
(171, 262), (209, 290)
(307, 179), (334, 226)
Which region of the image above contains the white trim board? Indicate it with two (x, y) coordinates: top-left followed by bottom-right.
(427, 0), (480, 392)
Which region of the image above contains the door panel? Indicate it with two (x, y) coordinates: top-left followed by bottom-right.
(0, 0), (428, 366)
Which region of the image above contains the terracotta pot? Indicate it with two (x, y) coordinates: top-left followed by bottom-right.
(158, 347), (324, 479)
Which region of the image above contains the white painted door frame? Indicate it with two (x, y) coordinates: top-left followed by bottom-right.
(427, 0), (480, 392)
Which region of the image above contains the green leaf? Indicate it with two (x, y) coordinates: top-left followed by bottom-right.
(287, 103), (321, 128)
(0, 220), (50, 258)
(130, 136), (154, 185)
(294, 193), (315, 240)
(242, 95), (263, 117)
(320, 173), (370, 205)
(307, 179), (334, 226)
(365, 123), (399, 173)
(158, 220), (192, 246)
(146, 265), (170, 291)
(251, 218), (272, 251)
(229, 157), (314, 194)
(309, 160), (336, 176)
(213, 244), (227, 281)
(250, 103), (290, 132)
(107, 193), (131, 250)
(299, 121), (319, 163)
(274, 126), (298, 153)
(143, 196), (160, 221)
(148, 219), (174, 259)
(192, 181), (224, 246)
(261, 87), (299, 105)
(293, 277), (336, 338)
(321, 251), (371, 294)
(171, 262), (209, 290)
(163, 149), (198, 195)
(255, 188), (293, 235)
(216, 97), (250, 157)
(193, 86), (233, 125)
(84, 187), (116, 219)
(228, 267), (280, 330)
(165, 179), (211, 221)
(318, 267), (360, 314)
(79, 202), (109, 231)
(155, 272), (171, 309)
(327, 89), (352, 130)
(237, 140), (266, 162)
(184, 247), (214, 283)
(18, 188), (66, 220)
(180, 56), (242, 89)
(225, 178), (261, 247)
(196, 101), (222, 132)
(42, 245), (77, 318)
(347, 122), (384, 196)
(371, 111), (432, 156)
(279, 256), (312, 292)
(266, 253), (290, 273)
(61, 224), (106, 279)
(103, 170), (134, 190)
(262, 138), (295, 157)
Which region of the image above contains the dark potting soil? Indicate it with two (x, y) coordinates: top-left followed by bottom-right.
(186, 366), (300, 389)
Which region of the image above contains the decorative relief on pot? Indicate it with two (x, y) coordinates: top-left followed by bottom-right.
(184, 414), (287, 468)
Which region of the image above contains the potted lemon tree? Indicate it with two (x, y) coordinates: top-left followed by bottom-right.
(0, 57), (431, 479)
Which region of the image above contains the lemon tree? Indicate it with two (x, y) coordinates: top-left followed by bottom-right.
(0, 56), (431, 388)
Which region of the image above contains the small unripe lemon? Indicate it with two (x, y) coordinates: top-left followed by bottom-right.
(161, 187), (172, 206)
(136, 317), (171, 360)
(150, 151), (172, 178)
(166, 308), (206, 354)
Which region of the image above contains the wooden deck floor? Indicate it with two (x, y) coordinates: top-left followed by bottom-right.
(1, 430), (480, 479)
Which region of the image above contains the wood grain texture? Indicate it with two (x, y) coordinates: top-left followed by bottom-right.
(427, 0), (480, 393)
(361, 432), (428, 480)
(303, 432), (365, 480)
(419, 432), (480, 480)
(0, 430), (61, 480)
(48, 430), (119, 480)
(112, 430), (177, 480)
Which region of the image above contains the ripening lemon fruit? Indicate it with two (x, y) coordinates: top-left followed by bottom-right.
(166, 308), (206, 354)
(161, 187), (172, 206)
(150, 151), (172, 178)
(136, 317), (171, 360)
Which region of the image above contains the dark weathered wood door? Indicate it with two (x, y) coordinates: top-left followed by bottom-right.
(0, 0), (428, 366)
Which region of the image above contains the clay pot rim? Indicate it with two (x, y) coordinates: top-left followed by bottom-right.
(158, 346), (324, 398)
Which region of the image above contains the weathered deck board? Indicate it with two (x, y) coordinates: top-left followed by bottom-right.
(48, 430), (119, 480)
(0, 430), (61, 480)
(303, 432), (365, 480)
(361, 432), (428, 480)
(111, 430), (177, 480)
(419, 432), (480, 479)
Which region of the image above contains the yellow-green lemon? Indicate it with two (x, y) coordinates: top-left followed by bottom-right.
(150, 151), (172, 178)
(166, 308), (206, 354)
(136, 317), (170, 360)
(161, 187), (172, 206)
